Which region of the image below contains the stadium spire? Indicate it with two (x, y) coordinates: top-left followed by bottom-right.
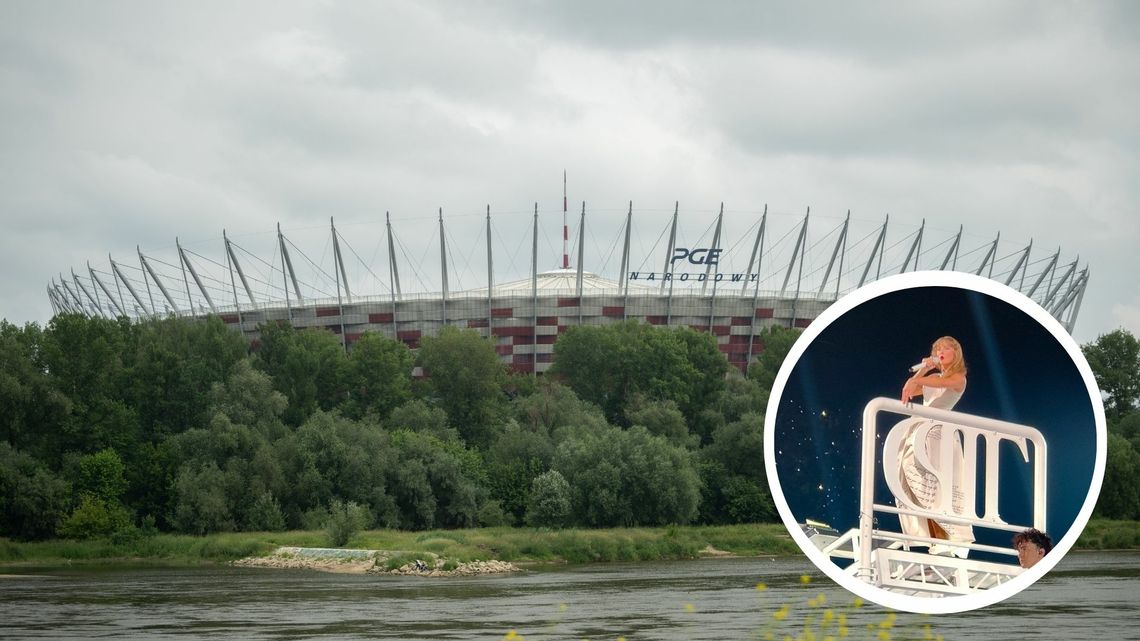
(563, 170), (569, 269)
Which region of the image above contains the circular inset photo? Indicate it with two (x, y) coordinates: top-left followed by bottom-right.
(764, 271), (1106, 613)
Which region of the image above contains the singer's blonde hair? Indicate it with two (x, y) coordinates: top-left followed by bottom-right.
(931, 336), (967, 376)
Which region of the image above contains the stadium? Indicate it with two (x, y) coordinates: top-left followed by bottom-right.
(47, 203), (1090, 374)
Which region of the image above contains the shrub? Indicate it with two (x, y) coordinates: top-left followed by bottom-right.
(477, 499), (512, 527)
(244, 492), (286, 532)
(385, 552), (423, 571)
(300, 506), (330, 531)
(58, 495), (133, 540)
(325, 500), (370, 547)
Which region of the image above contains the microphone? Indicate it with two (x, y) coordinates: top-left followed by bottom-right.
(909, 358), (930, 373)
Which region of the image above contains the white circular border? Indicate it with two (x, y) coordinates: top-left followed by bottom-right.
(763, 271), (1107, 614)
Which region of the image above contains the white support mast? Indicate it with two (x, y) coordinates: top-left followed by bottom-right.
(662, 203), (678, 293)
(178, 240), (216, 314)
(974, 232), (1000, 277)
(619, 202), (632, 305)
(72, 268), (105, 318)
(439, 208), (448, 323)
(702, 203), (723, 297)
(742, 204), (767, 296)
(940, 226), (962, 270)
(486, 205), (493, 333)
(1026, 247), (1061, 299)
(858, 216), (889, 288)
(110, 256), (149, 318)
(1004, 240), (1033, 287)
(818, 211), (850, 298)
(780, 208), (809, 298)
(139, 248), (180, 314)
(900, 219), (924, 273)
(224, 231), (257, 307)
(706, 203), (724, 326)
(90, 266), (125, 317)
(330, 217), (347, 350)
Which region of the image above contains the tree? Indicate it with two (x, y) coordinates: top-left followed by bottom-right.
(526, 470), (571, 528)
(511, 380), (609, 443)
(62, 449), (134, 538)
(171, 462), (235, 534)
(1083, 329), (1140, 420)
(122, 441), (174, 531)
(548, 323), (629, 422)
(165, 361), (295, 534)
(713, 371), (770, 426)
(0, 443), (71, 540)
(68, 448), (128, 503)
(386, 399), (456, 441)
(325, 499), (370, 547)
(342, 332), (414, 421)
(206, 359), (288, 438)
(485, 421), (554, 523)
(131, 316), (246, 437)
(57, 494), (133, 540)
(1114, 410), (1140, 452)
(386, 430), (484, 529)
(554, 425), (700, 527)
(416, 326), (507, 448)
(551, 321), (728, 426)
(721, 475), (776, 523)
(255, 323), (347, 426)
(698, 412), (775, 524)
(276, 412), (396, 529)
(672, 327), (729, 422)
(244, 491), (286, 532)
(748, 325), (802, 390)
(0, 321), (71, 459)
(1097, 433), (1140, 519)
(39, 314), (138, 458)
(626, 398), (695, 449)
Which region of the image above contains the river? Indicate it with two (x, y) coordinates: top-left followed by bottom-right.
(3, 552), (1139, 640)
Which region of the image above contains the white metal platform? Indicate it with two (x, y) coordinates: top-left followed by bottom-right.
(812, 397), (1047, 597)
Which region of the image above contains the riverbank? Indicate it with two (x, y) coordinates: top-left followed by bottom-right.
(2, 519), (1137, 570)
(0, 523), (796, 569)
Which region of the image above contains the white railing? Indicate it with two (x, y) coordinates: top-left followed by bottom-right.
(852, 398), (1047, 593)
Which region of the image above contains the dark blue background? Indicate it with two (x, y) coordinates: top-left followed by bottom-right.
(773, 286), (1096, 559)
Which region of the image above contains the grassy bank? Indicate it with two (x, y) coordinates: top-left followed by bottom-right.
(1072, 518), (1140, 549)
(0, 523), (796, 568)
(2, 519), (1136, 569)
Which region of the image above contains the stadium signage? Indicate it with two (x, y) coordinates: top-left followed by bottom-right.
(671, 247), (722, 266)
(626, 271), (759, 283)
(626, 246), (745, 282)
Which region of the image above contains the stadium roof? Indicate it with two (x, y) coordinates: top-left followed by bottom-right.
(47, 205), (1091, 334)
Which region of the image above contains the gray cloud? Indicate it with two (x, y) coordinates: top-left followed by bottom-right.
(1, 1), (1137, 343)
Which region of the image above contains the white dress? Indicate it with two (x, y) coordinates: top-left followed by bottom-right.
(895, 381), (975, 557)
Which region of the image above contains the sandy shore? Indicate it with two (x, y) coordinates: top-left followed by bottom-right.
(233, 547), (520, 577)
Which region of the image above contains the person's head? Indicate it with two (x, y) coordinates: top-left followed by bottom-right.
(1013, 528), (1052, 569)
(931, 336), (966, 376)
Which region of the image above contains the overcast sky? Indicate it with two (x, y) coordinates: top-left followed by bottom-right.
(2, 1), (1138, 343)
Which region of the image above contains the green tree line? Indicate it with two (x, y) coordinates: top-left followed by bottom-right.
(1084, 329), (1140, 520)
(1, 314), (1136, 542)
(0, 315), (799, 540)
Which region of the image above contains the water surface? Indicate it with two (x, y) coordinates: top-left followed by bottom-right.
(3, 552), (1139, 639)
